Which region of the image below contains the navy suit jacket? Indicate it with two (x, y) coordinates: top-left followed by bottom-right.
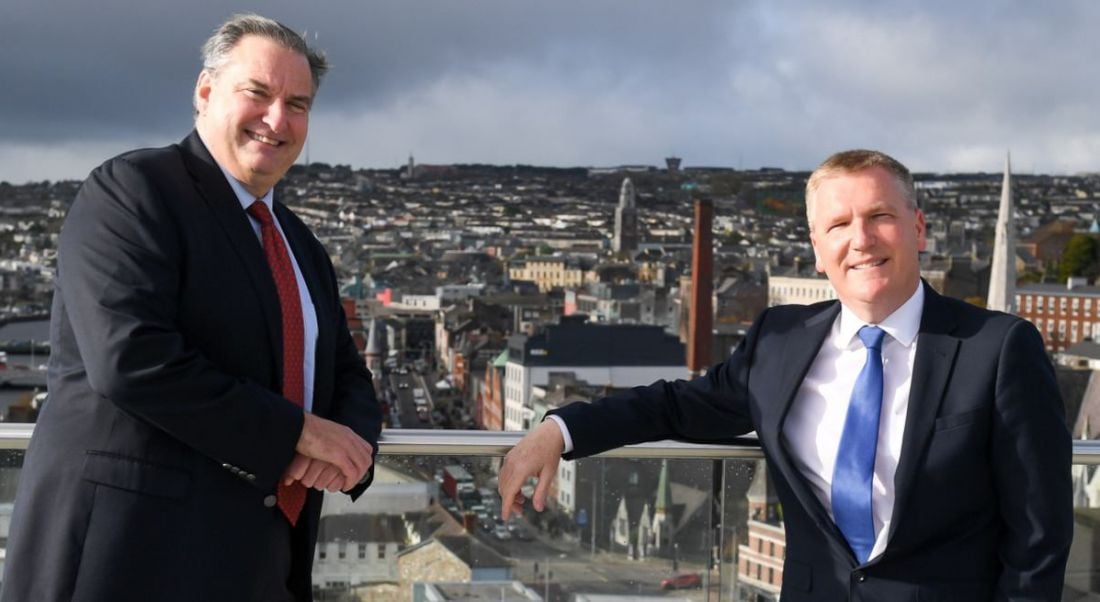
(553, 284), (1072, 601)
(1, 132), (382, 601)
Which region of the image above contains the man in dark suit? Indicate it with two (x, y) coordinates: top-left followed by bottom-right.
(499, 150), (1072, 601)
(1, 14), (381, 602)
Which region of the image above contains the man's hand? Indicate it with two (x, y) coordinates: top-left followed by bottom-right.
(282, 454), (348, 492)
(498, 420), (564, 521)
(295, 412), (374, 488)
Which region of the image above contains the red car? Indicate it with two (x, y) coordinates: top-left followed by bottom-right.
(660, 573), (702, 590)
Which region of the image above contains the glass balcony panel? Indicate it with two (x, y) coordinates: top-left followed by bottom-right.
(0, 430), (1095, 601)
(315, 454), (751, 600)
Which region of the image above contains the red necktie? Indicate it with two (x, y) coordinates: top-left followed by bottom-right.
(247, 200), (307, 526)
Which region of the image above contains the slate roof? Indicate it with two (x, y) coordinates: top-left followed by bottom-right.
(508, 318), (684, 367)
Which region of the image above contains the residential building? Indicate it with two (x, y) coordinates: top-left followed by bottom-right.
(738, 461), (784, 601)
(1016, 279), (1100, 352)
(503, 317), (687, 431)
(508, 257), (590, 292)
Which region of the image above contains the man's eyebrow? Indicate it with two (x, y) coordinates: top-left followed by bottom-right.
(243, 79), (313, 105)
(288, 93), (314, 106)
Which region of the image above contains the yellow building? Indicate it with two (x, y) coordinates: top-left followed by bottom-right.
(509, 258), (587, 292)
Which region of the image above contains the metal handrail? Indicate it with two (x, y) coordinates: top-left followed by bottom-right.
(0, 423), (1097, 464)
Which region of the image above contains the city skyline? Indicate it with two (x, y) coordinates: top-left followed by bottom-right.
(3, 0), (1099, 184)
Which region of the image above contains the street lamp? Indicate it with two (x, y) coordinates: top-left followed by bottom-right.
(543, 557), (553, 601)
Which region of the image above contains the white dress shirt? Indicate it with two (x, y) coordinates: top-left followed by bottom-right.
(551, 284), (925, 562)
(783, 284), (923, 560)
(216, 164), (319, 412)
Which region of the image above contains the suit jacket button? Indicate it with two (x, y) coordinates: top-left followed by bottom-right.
(854, 571), (866, 583)
(263, 494), (277, 508)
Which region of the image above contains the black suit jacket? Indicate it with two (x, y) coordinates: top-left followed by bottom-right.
(1, 132), (382, 601)
(554, 284), (1072, 601)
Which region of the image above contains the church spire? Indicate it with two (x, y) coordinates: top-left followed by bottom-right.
(986, 152), (1017, 313)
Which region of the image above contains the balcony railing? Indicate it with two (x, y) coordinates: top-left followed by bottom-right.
(0, 425), (1097, 601)
(1, 423), (1099, 462)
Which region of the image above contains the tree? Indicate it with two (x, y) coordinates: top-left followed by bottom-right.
(1017, 269), (1044, 284)
(1058, 234), (1100, 282)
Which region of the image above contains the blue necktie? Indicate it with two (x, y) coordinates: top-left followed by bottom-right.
(832, 325), (886, 564)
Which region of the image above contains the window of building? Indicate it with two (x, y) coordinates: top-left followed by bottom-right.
(1037, 297), (1044, 312)
(1059, 321), (1067, 337)
(1087, 299), (1093, 313)
(338, 542), (346, 560)
(1073, 298), (1080, 315)
(359, 544), (366, 560)
(1073, 322), (1080, 342)
(1061, 297), (1068, 313)
(378, 546), (386, 560)
(1025, 296), (1033, 313)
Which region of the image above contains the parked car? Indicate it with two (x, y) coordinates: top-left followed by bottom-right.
(492, 525), (512, 540)
(660, 573), (702, 590)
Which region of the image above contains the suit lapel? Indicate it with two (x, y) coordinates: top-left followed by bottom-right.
(178, 131), (284, 383)
(764, 303), (855, 556)
(888, 284), (959, 541)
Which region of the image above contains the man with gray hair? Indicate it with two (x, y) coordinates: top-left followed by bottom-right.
(1, 14), (381, 601)
(500, 149), (1072, 600)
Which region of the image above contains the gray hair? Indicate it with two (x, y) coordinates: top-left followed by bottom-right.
(195, 13), (328, 110)
(805, 149), (917, 227)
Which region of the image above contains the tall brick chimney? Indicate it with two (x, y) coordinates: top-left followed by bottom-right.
(688, 199), (713, 375)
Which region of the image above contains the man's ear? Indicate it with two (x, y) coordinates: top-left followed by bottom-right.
(194, 71), (213, 114)
(914, 209), (928, 252)
(810, 232), (825, 273)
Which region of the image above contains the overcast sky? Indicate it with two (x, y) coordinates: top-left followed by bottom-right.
(2, 0), (1098, 183)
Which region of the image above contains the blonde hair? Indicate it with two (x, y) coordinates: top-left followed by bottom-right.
(805, 149), (916, 227)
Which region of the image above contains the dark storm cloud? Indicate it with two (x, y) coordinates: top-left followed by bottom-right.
(1, 0), (730, 143)
(2, 0), (1099, 182)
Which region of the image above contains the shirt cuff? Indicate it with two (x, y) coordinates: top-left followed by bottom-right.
(545, 414), (574, 455)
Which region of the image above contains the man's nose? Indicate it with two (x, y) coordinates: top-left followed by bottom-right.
(851, 220), (876, 249)
(264, 101), (288, 133)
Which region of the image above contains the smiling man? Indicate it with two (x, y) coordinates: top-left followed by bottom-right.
(1, 14), (381, 602)
(499, 150), (1072, 601)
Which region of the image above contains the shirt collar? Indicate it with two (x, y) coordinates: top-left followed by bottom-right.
(196, 129), (275, 212)
(217, 163), (274, 213)
(835, 283), (924, 349)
